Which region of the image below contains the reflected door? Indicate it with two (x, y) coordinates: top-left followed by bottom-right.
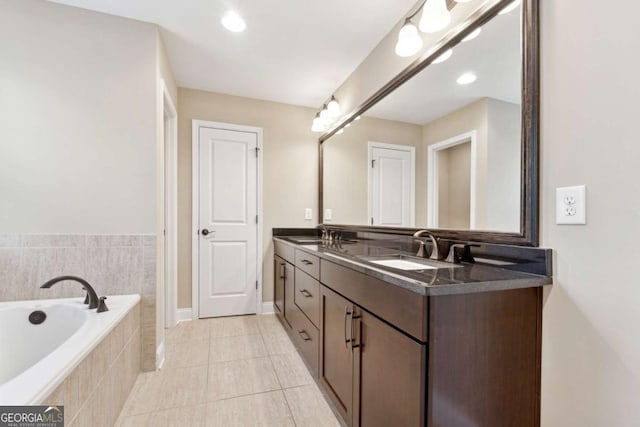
(369, 143), (415, 227)
(198, 126), (258, 318)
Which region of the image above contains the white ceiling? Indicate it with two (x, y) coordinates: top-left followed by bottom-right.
(49, 0), (416, 108)
(366, 4), (521, 125)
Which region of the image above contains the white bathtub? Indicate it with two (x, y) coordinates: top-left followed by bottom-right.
(0, 294), (140, 404)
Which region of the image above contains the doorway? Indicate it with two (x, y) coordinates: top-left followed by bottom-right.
(192, 120), (263, 318)
(368, 142), (416, 227)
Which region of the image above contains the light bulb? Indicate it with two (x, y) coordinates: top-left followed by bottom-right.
(431, 49), (452, 64)
(327, 96), (341, 117)
(319, 105), (332, 125)
(312, 113), (325, 132)
(499, 0), (521, 15)
(395, 20), (424, 57)
(221, 11), (246, 32)
(457, 72), (477, 85)
(462, 27), (481, 42)
(419, 0), (451, 33)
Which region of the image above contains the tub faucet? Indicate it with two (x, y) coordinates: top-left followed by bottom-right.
(413, 230), (443, 261)
(40, 275), (100, 310)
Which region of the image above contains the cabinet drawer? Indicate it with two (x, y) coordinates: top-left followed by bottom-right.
(288, 307), (319, 377)
(295, 250), (320, 279)
(274, 239), (295, 264)
(294, 270), (320, 327)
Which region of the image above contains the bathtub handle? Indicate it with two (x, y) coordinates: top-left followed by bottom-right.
(97, 296), (109, 313)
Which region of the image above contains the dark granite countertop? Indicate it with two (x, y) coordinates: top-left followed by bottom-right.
(274, 236), (552, 296)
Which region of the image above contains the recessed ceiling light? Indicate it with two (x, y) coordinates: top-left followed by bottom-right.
(462, 27), (482, 42)
(457, 72), (477, 85)
(499, 0), (521, 15)
(431, 49), (452, 64)
(222, 11), (246, 32)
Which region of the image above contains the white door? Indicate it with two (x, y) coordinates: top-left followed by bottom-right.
(198, 126), (258, 318)
(369, 143), (415, 227)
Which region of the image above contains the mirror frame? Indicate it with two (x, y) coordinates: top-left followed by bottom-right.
(319, 0), (539, 246)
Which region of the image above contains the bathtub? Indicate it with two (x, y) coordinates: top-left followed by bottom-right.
(0, 294), (140, 404)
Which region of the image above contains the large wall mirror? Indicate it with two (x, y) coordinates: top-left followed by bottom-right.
(320, 0), (539, 246)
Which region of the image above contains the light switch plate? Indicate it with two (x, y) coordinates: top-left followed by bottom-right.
(324, 209), (332, 221)
(304, 208), (312, 220)
(556, 185), (586, 225)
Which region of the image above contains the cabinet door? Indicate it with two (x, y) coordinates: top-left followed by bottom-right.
(320, 285), (355, 425)
(356, 309), (425, 427)
(274, 256), (285, 317)
(283, 262), (295, 328)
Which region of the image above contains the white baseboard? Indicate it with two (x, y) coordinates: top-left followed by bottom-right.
(156, 341), (165, 370)
(261, 301), (275, 314)
(176, 308), (193, 323)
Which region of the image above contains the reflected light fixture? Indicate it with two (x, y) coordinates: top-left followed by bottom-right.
(327, 95), (341, 117)
(221, 11), (246, 32)
(431, 48), (453, 64)
(312, 113), (325, 133)
(319, 104), (331, 125)
(419, 0), (451, 33)
(499, 0), (521, 15)
(462, 27), (481, 42)
(457, 72), (477, 84)
(395, 19), (423, 57)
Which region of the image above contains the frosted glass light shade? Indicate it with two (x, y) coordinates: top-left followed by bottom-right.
(327, 96), (341, 117)
(431, 49), (453, 64)
(395, 21), (423, 57)
(221, 11), (246, 32)
(419, 0), (451, 33)
(312, 114), (325, 132)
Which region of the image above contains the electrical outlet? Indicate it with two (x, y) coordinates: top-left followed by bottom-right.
(324, 209), (332, 221)
(556, 185), (586, 225)
(304, 208), (312, 220)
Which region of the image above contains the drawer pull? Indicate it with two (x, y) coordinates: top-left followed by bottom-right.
(299, 289), (313, 298)
(301, 259), (313, 265)
(298, 330), (312, 341)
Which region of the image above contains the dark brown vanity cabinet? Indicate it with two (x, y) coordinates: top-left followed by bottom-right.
(320, 284), (425, 427)
(273, 240), (295, 328)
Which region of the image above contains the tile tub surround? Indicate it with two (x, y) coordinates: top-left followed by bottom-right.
(116, 314), (343, 427)
(0, 234), (157, 371)
(41, 301), (141, 427)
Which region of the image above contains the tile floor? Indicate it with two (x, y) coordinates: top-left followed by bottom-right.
(115, 314), (342, 427)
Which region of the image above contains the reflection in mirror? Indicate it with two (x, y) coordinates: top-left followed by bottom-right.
(322, 2), (522, 233)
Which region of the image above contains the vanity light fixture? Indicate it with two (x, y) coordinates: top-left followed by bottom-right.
(312, 113), (325, 133)
(336, 129), (344, 135)
(431, 48), (453, 64)
(499, 0), (520, 15)
(419, 0), (451, 33)
(462, 27), (481, 42)
(221, 11), (246, 32)
(456, 72), (477, 84)
(319, 104), (332, 125)
(395, 18), (424, 57)
(327, 95), (341, 117)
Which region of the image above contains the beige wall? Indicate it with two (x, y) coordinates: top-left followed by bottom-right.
(177, 89), (318, 308)
(322, 117), (423, 225)
(0, 0), (158, 234)
(437, 142), (471, 229)
(540, 0), (640, 425)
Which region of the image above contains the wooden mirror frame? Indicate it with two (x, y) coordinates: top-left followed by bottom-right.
(319, 0), (539, 246)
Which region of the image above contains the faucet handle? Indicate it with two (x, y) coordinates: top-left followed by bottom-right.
(445, 244), (477, 264)
(97, 296), (109, 313)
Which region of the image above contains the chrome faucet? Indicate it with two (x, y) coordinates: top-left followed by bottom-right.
(412, 230), (443, 260)
(40, 275), (108, 312)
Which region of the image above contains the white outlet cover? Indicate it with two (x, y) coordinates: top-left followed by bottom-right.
(324, 208), (332, 221)
(556, 185), (586, 225)
(304, 208), (312, 220)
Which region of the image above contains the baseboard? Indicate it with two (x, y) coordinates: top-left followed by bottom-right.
(176, 308), (193, 323)
(261, 301), (275, 314)
(156, 341), (165, 370)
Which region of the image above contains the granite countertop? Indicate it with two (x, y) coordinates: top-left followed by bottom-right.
(274, 236), (552, 296)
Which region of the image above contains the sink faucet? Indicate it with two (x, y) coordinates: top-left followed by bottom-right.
(40, 275), (106, 312)
(412, 230), (443, 261)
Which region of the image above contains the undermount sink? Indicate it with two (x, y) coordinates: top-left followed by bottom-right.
(287, 237), (323, 244)
(369, 259), (438, 271)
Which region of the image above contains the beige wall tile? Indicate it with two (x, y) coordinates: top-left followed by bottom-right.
(205, 390), (294, 427)
(207, 357), (280, 401)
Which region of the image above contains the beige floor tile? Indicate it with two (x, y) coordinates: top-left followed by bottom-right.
(261, 332), (297, 356)
(147, 404), (207, 427)
(209, 334), (268, 362)
(284, 384), (342, 427)
(270, 352), (314, 389)
(156, 365), (208, 409)
(120, 371), (164, 416)
(208, 357), (281, 401)
(256, 314), (286, 336)
(210, 315), (260, 338)
(163, 338), (210, 369)
(165, 319), (210, 344)
(113, 413), (151, 427)
(206, 390), (295, 427)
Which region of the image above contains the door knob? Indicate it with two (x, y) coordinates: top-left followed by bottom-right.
(201, 229), (211, 236)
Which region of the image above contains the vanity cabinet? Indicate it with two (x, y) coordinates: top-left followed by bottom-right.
(320, 284), (425, 427)
(273, 241), (295, 328)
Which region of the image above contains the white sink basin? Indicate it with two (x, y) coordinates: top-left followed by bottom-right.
(369, 259), (438, 271)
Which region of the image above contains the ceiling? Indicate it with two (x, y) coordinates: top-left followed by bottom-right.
(366, 3), (521, 125)
(49, 0), (416, 108)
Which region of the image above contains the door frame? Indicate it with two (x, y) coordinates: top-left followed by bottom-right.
(427, 130), (477, 229)
(191, 119), (264, 319)
(367, 141), (416, 227)
(161, 79), (178, 329)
